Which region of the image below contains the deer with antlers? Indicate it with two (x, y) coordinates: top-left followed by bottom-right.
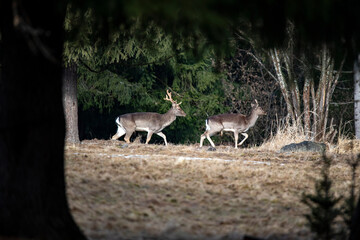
(111, 90), (186, 145)
(200, 100), (266, 149)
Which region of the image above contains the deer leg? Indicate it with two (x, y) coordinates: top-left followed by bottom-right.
(156, 132), (168, 146)
(124, 130), (134, 143)
(200, 131), (216, 148)
(238, 133), (248, 146)
(201, 119), (216, 148)
(111, 126), (126, 140)
(200, 132), (207, 147)
(206, 133), (216, 148)
(145, 131), (154, 144)
(234, 130), (239, 149)
(202, 119), (221, 148)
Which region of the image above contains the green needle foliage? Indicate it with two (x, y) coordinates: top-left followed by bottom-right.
(63, 4), (233, 142)
(301, 153), (360, 240)
(301, 155), (343, 240)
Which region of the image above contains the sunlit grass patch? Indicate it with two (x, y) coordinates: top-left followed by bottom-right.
(65, 139), (357, 240)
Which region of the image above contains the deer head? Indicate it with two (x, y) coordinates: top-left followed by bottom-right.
(251, 99), (266, 116)
(164, 90), (186, 117)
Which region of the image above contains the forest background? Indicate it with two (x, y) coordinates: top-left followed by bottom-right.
(63, 6), (355, 147)
(3, 1), (360, 239)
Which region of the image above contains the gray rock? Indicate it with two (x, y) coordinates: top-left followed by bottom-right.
(280, 141), (326, 153)
(207, 147), (216, 151)
(120, 143), (129, 148)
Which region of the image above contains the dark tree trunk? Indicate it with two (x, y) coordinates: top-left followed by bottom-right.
(63, 63), (80, 144)
(0, 1), (86, 239)
(350, 194), (360, 240)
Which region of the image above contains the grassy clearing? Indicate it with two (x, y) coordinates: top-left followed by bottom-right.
(65, 140), (359, 240)
(259, 123), (308, 152)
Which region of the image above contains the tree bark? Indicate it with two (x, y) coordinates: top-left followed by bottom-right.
(63, 63), (80, 144)
(315, 45), (329, 141)
(352, 54), (360, 239)
(0, 1), (86, 239)
(303, 75), (311, 139)
(310, 80), (317, 140)
(354, 54), (360, 139)
(270, 48), (295, 121)
(283, 52), (301, 122)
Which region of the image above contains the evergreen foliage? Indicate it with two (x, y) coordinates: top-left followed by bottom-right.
(63, 2), (356, 144)
(63, 5), (233, 143)
(302, 154), (360, 240)
(301, 155), (342, 240)
(341, 155), (360, 234)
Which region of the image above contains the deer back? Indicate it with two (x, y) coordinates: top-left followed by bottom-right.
(117, 90), (186, 133)
(119, 112), (172, 132)
(209, 113), (248, 130)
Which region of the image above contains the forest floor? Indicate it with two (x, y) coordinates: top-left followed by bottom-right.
(65, 139), (359, 240)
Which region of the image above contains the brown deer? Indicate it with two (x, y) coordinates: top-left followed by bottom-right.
(199, 100), (266, 149)
(111, 90), (186, 145)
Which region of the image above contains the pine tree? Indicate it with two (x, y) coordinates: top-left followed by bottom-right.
(64, 5), (231, 143)
(301, 155), (342, 240)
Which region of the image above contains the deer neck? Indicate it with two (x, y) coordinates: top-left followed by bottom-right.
(246, 109), (259, 128)
(161, 108), (177, 127)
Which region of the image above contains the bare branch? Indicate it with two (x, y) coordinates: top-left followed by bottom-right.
(238, 49), (278, 81)
(330, 101), (354, 105)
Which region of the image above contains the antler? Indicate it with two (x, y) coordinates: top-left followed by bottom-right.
(251, 99), (259, 108)
(164, 89), (173, 102)
(164, 89), (181, 105)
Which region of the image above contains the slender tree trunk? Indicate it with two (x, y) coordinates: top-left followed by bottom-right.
(283, 52), (301, 122)
(321, 59), (334, 141)
(311, 81), (317, 140)
(270, 48), (295, 121)
(354, 54), (360, 139)
(316, 45), (329, 141)
(0, 1), (86, 239)
(63, 63), (80, 144)
(303, 75), (311, 139)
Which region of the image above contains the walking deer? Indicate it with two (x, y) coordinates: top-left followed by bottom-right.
(111, 90), (186, 145)
(199, 100), (266, 149)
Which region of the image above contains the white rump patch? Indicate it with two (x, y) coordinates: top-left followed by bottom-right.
(115, 117), (126, 134)
(115, 117), (121, 126)
(116, 126), (126, 135)
(112, 117), (126, 139)
(205, 119), (210, 131)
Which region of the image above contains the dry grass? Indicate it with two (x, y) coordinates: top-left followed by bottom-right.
(259, 122), (308, 152)
(334, 137), (360, 154)
(65, 140), (359, 240)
